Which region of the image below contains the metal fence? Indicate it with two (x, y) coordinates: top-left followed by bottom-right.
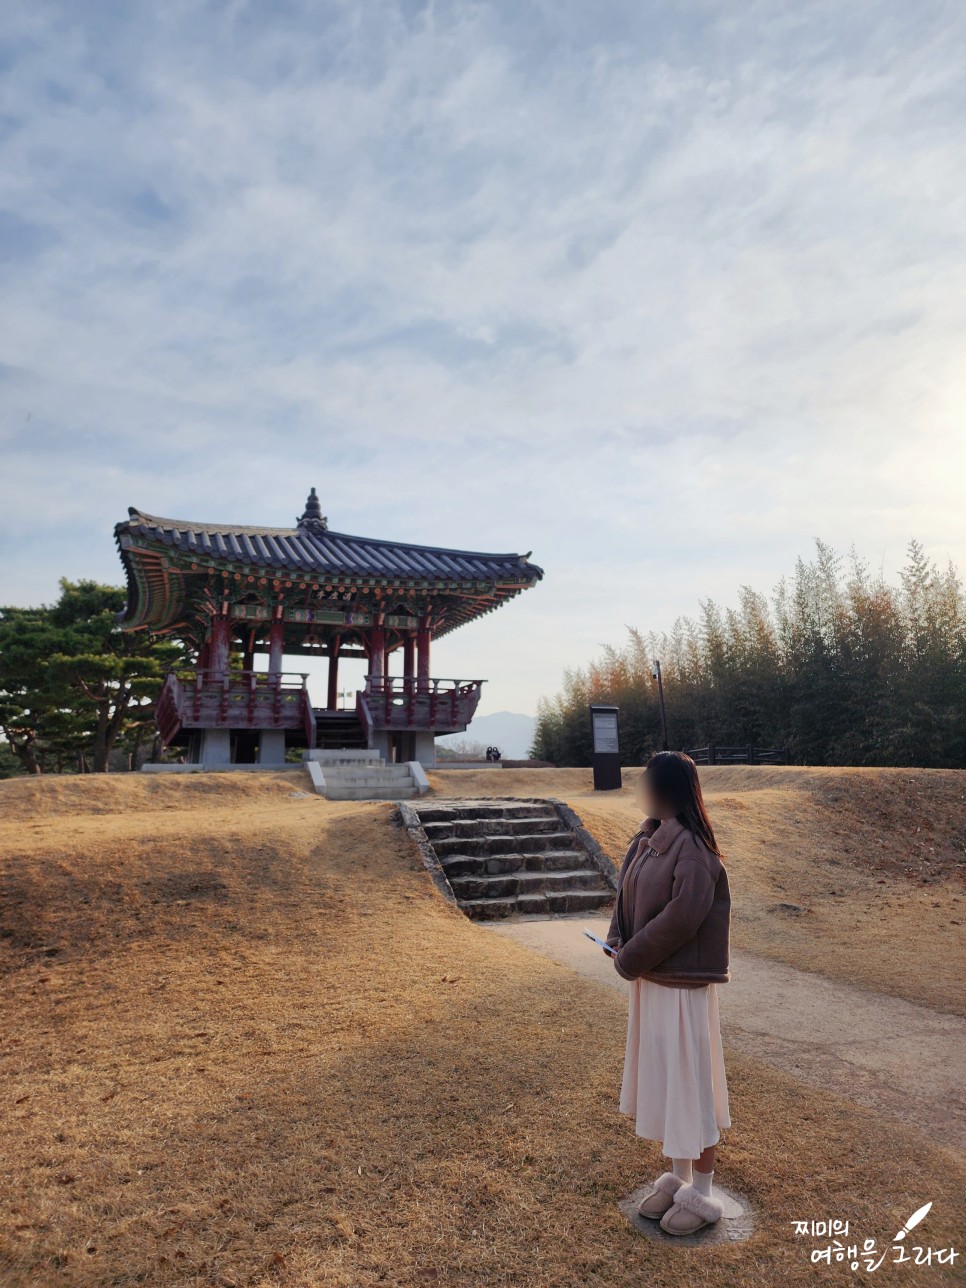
(685, 745), (788, 766)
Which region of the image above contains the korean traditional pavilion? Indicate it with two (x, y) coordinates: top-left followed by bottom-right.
(113, 488), (543, 767)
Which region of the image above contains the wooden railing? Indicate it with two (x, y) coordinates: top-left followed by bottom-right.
(686, 745), (788, 766)
(157, 669), (316, 746)
(359, 675), (485, 732)
(156, 673), (186, 747)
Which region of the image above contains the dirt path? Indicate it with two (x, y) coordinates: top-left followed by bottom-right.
(427, 767), (966, 1017)
(483, 914), (966, 1155)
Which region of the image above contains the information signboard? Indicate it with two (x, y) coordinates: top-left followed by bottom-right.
(589, 704), (622, 790)
(591, 708), (620, 754)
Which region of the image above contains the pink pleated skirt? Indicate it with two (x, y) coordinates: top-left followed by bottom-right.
(618, 977), (731, 1159)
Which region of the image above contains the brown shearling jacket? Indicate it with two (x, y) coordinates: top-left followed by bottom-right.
(605, 815), (731, 987)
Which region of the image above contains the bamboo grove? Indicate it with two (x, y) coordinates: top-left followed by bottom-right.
(531, 540), (965, 769)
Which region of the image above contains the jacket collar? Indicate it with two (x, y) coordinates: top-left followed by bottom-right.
(638, 816), (686, 853)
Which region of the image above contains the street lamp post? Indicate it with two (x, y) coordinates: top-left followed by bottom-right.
(652, 660), (668, 751)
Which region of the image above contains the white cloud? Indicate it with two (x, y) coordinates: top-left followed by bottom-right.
(1, 0), (964, 711)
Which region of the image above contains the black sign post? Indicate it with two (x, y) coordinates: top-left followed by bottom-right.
(589, 704), (622, 791)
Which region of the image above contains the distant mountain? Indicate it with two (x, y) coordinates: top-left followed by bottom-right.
(436, 711), (537, 760)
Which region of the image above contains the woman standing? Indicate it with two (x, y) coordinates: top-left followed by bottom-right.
(603, 750), (732, 1236)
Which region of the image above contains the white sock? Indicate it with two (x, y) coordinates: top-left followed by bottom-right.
(671, 1157), (692, 1183)
(692, 1167), (714, 1197)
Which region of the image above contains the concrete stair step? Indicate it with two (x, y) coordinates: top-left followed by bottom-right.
(326, 782), (415, 793)
(325, 784), (417, 800)
(323, 767), (414, 782)
(310, 761), (384, 770)
(441, 849), (594, 877)
(317, 758), (398, 767)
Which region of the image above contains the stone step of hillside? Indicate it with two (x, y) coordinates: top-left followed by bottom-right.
(449, 868), (611, 900)
(405, 797), (616, 920)
(459, 889), (616, 919)
(440, 848), (597, 877)
(415, 800), (558, 825)
(422, 815), (563, 840)
(431, 830), (578, 857)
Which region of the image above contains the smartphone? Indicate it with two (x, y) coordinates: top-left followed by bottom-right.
(583, 929), (617, 957)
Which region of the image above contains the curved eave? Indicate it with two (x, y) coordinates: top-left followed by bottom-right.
(114, 528), (139, 625)
(122, 507), (545, 583)
(113, 511), (543, 634)
(114, 524), (188, 629)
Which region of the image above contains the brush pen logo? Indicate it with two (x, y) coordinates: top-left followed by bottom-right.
(894, 1201), (931, 1242)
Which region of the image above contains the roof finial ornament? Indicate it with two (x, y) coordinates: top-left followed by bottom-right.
(298, 486), (328, 531)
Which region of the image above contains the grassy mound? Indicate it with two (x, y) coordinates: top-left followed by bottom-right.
(1, 769), (963, 1286)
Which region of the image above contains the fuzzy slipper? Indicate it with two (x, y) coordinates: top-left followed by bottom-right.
(637, 1171), (684, 1219)
(659, 1181), (725, 1235)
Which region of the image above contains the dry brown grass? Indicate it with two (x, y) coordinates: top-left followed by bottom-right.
(1, 768), (964, 1287)
(431, 764), (966, 1016)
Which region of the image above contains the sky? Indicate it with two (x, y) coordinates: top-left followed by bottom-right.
(1, 0), (964, 716)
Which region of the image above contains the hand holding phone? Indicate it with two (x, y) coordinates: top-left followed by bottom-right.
(583, 929), (618, 957)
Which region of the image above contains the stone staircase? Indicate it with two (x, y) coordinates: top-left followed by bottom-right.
(303, 750), (428, 801)
(401, 797), (617, 918)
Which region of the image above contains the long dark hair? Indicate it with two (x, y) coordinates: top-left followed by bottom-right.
(641, 751), (723, 858)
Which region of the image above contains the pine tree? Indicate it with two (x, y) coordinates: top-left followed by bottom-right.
(0, 580), (184, 774)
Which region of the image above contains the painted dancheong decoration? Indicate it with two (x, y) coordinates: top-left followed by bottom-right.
(113, 487), (543, 768)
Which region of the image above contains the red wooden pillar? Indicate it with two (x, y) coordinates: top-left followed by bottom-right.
(242, 628), (256, 675)
(369, 626), (385, 682)
(416, 619), (431, 694)
(268, 617), (285, 676)
(327, 636), (341, 710)
(209, 615), (231, 676)
(403, 634), (415, 690)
